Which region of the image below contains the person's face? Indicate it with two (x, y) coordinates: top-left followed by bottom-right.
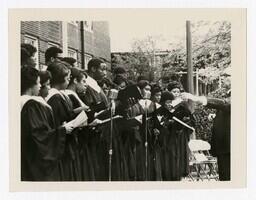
(39, 79), (51, 98)
(119, 73), (128, 80)
(164, 100), (173, 112)
(48, 53), (63, 65)
(94, 63), (107, 81)
(118, 81), (127, 90)
(27, 54), (37, 68)
(76, 74), (88, 92)
(61, 71), (71, 90)
(152, 92), (161, 103)
(142, 85), (151, 99)
(31, 77), (41, 96)
(170, 88), (180, 99)
(102, 83), (109, 96)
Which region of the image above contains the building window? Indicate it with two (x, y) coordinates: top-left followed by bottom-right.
(84, 21), (93, 32)
(47, 42), (60, 48)
(24, 35), (39, 69)
(69, 21), (79, 26)
(68, 48), (77, 59)
(84, 54), (92, 70)
(67, 48), (78, 67)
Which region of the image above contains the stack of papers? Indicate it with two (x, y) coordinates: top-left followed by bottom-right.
(66, 111), (88, 128)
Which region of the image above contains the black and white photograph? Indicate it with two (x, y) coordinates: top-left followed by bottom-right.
(8, 8), (246, 191)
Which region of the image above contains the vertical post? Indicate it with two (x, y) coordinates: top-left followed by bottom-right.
(196, 69), (199, 96)
(62, 21), (68, 57)
(80, 21), (85, 69)
(186, 21), (194, 112)
(219, 75), (222, 89)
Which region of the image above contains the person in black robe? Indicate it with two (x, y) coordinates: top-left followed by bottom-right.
(149, 85), (163, 180)
(21, 67), (73, 181)
(153, 90), (194, 181)
(64, 67), (95, 181)
(117, 75), (155, 181)
(46, 61), (81, 181)
(75, 58), (111, 180)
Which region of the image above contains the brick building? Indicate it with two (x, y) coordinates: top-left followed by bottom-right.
(21, 21), (111, 70)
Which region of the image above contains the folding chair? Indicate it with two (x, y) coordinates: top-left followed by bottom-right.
(188, 139), (219, 181)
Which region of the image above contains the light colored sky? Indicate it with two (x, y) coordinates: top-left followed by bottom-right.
(109, 18), (187, 52)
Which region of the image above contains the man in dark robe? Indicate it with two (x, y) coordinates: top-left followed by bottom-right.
(182, 91), (231, 181)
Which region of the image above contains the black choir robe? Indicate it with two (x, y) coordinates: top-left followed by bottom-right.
(46, 89), (80, 181)
(206, 97), (230, 181)
(21, 97), (66, 181)
(77, 85), (111, 181)
(153, 102), (194, 181)
(117, 85), (157, 180)
(64, 89), (95, 181)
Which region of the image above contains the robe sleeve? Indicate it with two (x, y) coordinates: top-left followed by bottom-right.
(47, 94), (73, 126)
(25, 102), (66, 162)
(206, 97), (231, 112)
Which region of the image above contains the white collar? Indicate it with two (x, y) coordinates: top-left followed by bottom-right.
(45, 88), (65, 102)
(61, 89), (85, 107)
(86, 75), (101, 93)
(21, 95), (51, 110)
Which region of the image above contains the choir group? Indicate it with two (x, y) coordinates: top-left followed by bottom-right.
(20, 44), (230, 182)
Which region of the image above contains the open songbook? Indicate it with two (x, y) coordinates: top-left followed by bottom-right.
(66, 111), (88, 128)
(138, 99), (161, 110)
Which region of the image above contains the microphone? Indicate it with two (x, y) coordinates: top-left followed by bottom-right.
(108, 89), (118, 100)
(144, 90), (151, 99)
(108, 89), (118, 115)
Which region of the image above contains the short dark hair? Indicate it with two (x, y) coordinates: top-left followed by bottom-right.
(167, 81), (182, 91)
(62, 57), (77, 66)
(21, 47), (30, 66)
(87, 58), (104, 72)
(47, 62), (70, 85)
(113, 75), (126, 85)
(45, 46), (63, 63)
(70, 67), (86, 83)
(137, 75), (150, 89)
(21, 43), (37, 56)
(21, 43), (37, 66)
(151, 85), (162, 96)
(21, 67), (39, 95)
(39, 70), (52, 85)
(160, 91), (175, 105)
(114, 66), (126, 75)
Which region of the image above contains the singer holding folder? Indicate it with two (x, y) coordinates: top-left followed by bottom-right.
(117, 75), (154, 181)
(46, 61), (82, 181)
(153, 90), (194, 181)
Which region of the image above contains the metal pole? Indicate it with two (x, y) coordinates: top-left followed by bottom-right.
(108, 100), (114, 181)
(196, 68), (199, 95)
(186, 21), (194, 112)
(80, 21), (85, 69)
(145, 100), (148, 181)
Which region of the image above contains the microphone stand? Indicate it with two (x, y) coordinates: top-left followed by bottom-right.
(145, 99), (148, 181)
(108, 99), (115, 182)
(108, 89), (118, 182)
